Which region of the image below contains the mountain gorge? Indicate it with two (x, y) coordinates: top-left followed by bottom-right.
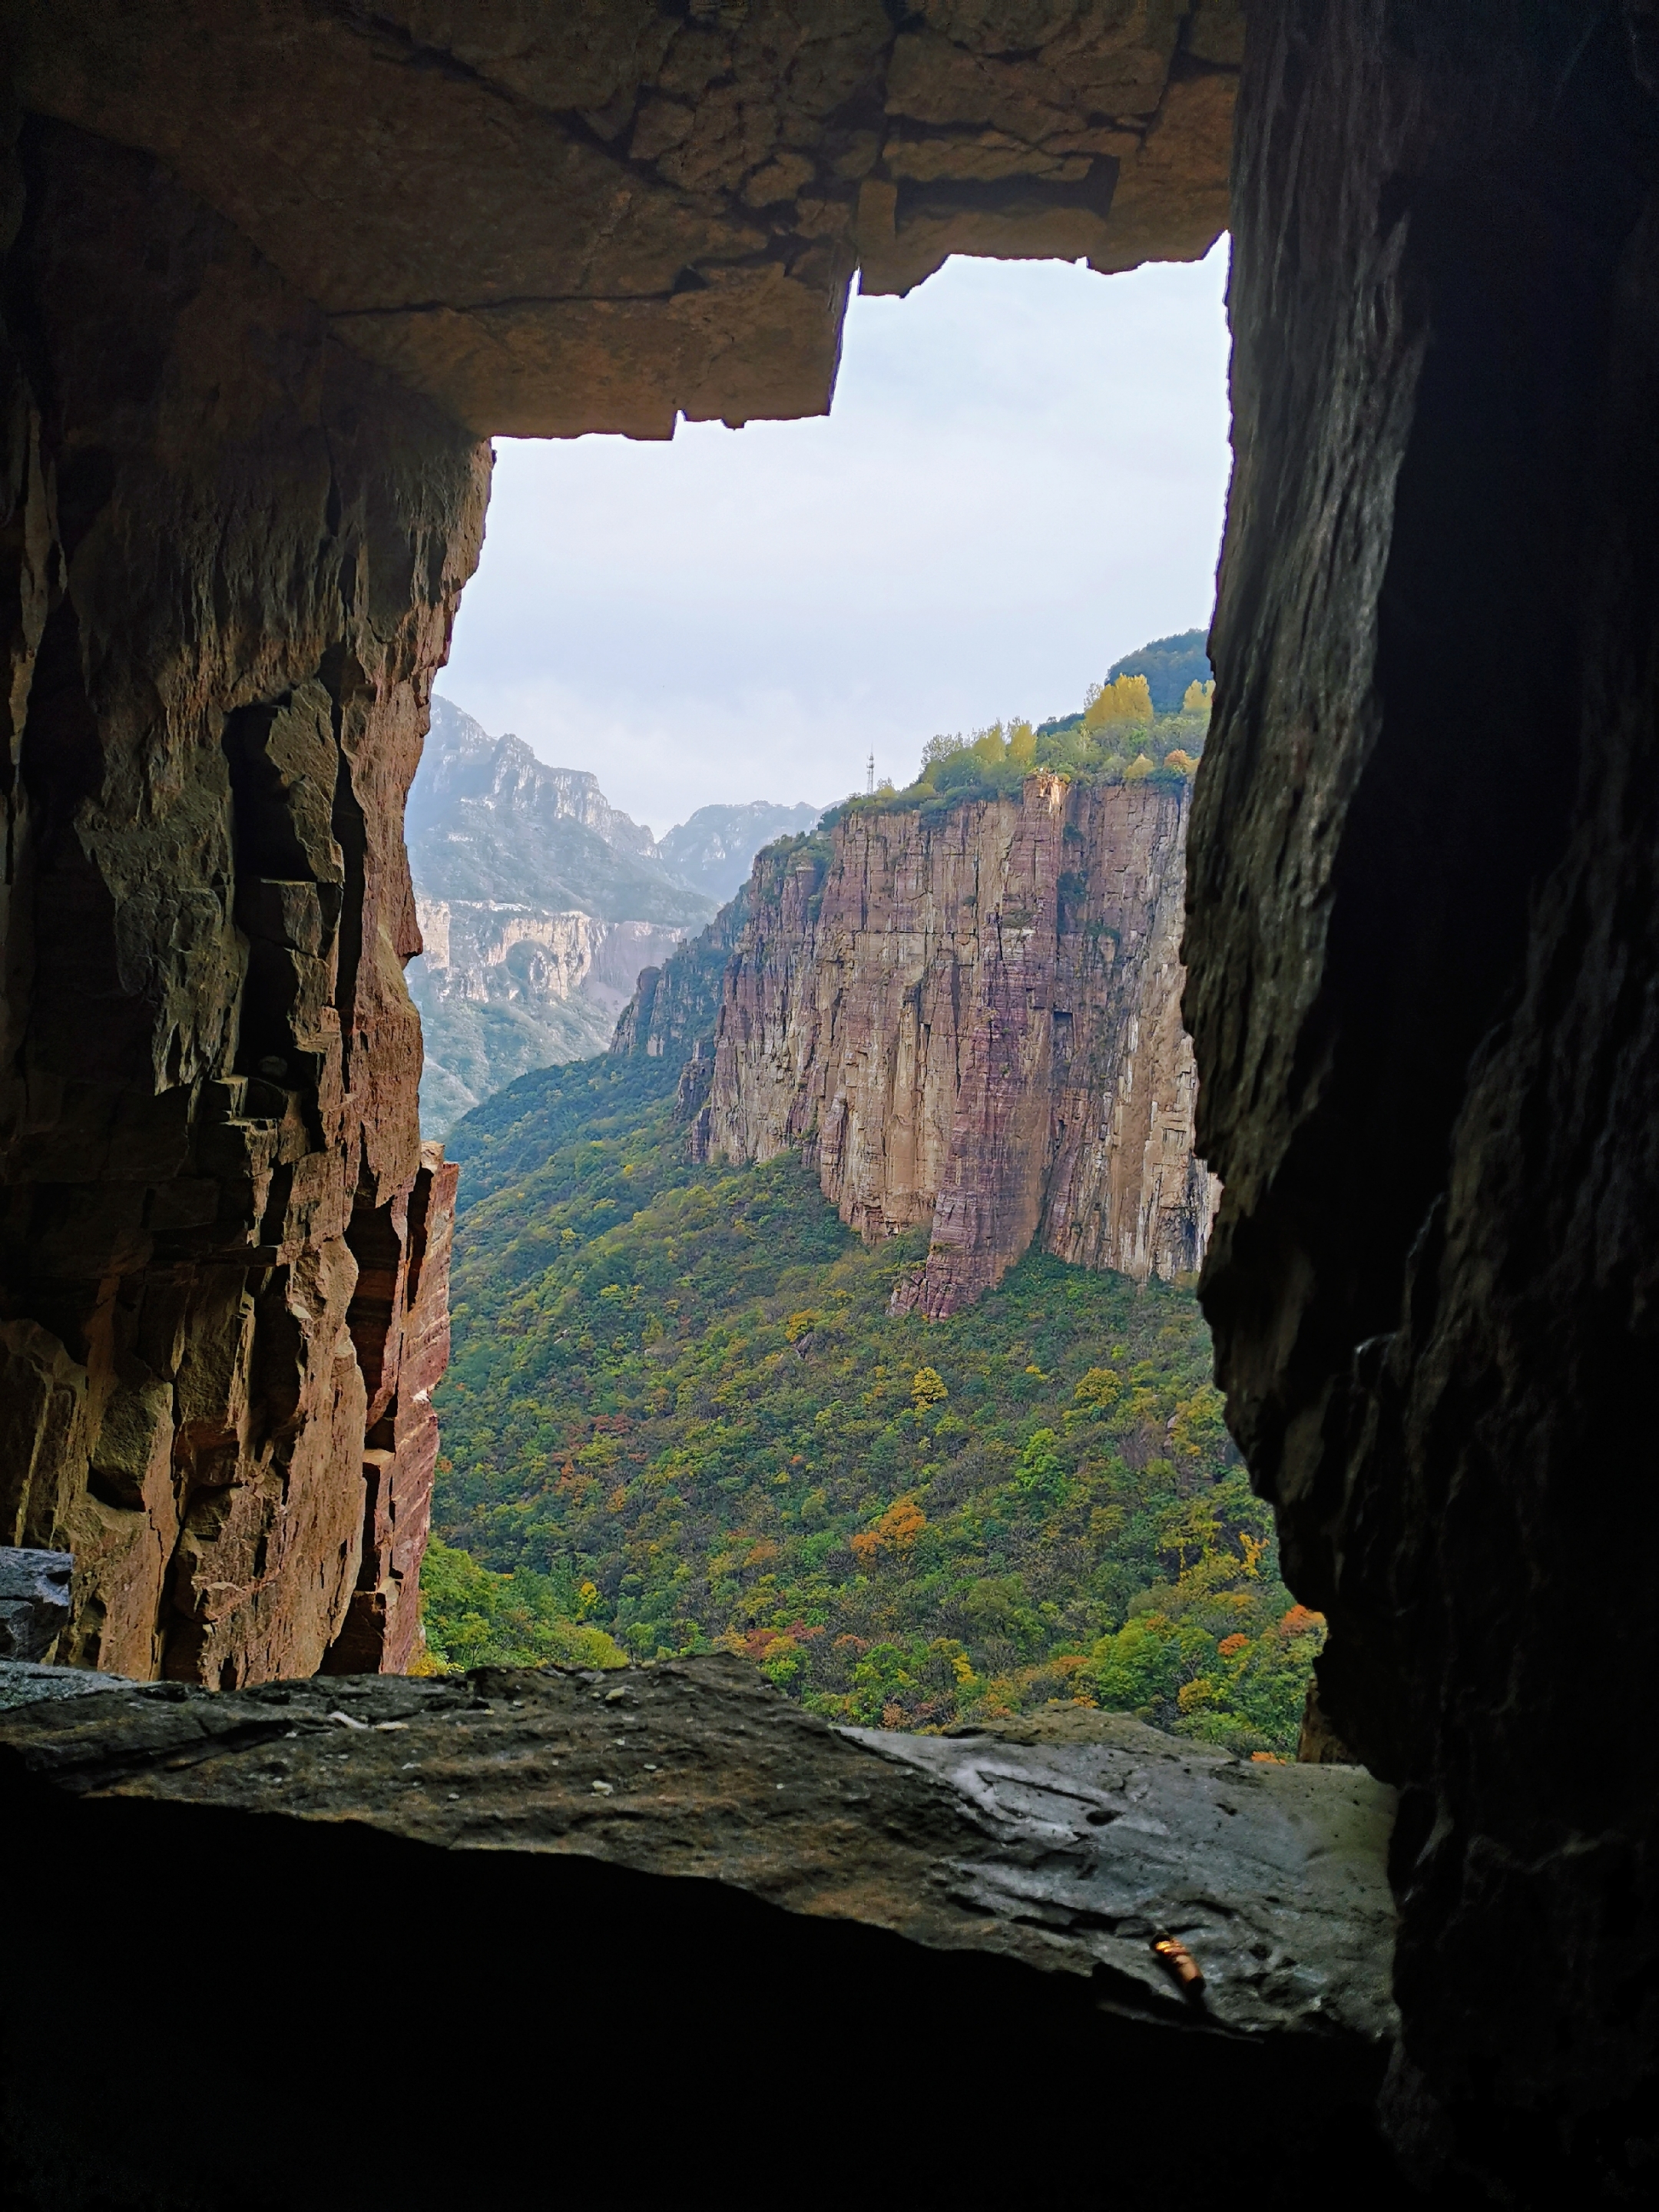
(421, 679), (1300, 1747)
(408, 702), (818, 1132)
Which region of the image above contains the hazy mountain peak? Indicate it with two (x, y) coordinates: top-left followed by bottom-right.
(657, 799), (821, 902)
(412, 697), (660, 861)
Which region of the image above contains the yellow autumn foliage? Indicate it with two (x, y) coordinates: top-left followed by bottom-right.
(1083, 672), (1154, 730)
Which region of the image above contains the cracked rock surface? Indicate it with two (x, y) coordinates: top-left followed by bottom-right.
(2, 1653), (1395, 2046)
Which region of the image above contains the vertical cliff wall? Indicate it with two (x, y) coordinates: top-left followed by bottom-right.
(0, 121), (487, 1684)
(704, 777), (1214, 1314)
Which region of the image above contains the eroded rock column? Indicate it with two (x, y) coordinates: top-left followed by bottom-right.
(0, 119), (487, 1684)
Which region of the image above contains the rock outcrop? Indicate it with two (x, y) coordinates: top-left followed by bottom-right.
(0, 1549), (71, 1662)
(1, 1656), (1401, 2204)
(12, 2), (1240, 438)
(0, 121), (485, 1686)
(705, 777), (1215, 1315)
(415, 904), (685, 1028)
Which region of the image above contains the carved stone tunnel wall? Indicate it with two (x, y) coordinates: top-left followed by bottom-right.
(8, 1), (1240, 435)
(0, 118), (485, 1683)
(1188, 1), (1659, 2187)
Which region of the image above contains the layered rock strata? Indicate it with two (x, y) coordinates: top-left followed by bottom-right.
(1186, 0), (1659, 2187)
(1, 1657), (1402, 2204)
(413, 902), (685, 1051)
(10, 2), (1240, 437)
(705, 778), (1215, 1315)
(0, 121), (485, 1684)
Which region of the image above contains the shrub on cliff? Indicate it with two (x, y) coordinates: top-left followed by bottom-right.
(846, 688), (1212, 820)
(1082, 672), (1154, 730)
(416, 1536), (628, 1673)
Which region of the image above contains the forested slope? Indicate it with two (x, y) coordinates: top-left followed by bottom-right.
(428, 1084), (1320, 1752)
(423, 656), (1320, 1752)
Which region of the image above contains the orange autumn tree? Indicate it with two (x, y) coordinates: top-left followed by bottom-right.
(851, 1498), (928, 1564)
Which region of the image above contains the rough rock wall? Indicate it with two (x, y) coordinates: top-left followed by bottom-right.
(0, 119), (487, 1685)
(707, 779), (1214, 1314)
(1187, 0), (1659, 2186)
(612, 893), (750, 1068)
(323, 1143), (456, 1677)
(12, 1), (1240, 436)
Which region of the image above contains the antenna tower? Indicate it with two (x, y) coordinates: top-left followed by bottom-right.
(866, 751), (875, 795)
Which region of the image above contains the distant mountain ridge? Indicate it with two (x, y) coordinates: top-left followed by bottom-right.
(407, 700), (716, 1133)
(409, 698), (706, 922)
(407, 700), (822, 1134)
(657, 801), (820, 902)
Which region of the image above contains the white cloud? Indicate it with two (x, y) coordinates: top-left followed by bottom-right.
(439, 240), (1232, 839)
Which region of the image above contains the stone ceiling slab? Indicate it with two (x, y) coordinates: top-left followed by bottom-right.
(6, 0), (1238, 434)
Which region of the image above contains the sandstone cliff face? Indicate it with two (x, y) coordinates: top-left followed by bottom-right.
(415, 902), (684, 1018)
(706, 778), (1214, 1315)
(0, 121), (485, 1685)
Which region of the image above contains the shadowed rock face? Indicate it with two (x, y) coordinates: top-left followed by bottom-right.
(9, 1), (1240, 435)
(1186, 0), (1659, 2186)
(706, 778), (1214, 1314)
(0, 1655), (1402, 2204)
(0, 121), (485, 1684)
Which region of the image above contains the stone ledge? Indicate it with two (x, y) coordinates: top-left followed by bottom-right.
(1, 1654), (1405, 2204)
(0, 1653), (1397, 2039)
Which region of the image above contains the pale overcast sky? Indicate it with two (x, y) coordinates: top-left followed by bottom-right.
(439, 238), (1231, 839)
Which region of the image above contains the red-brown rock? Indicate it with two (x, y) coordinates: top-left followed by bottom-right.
(0, 123), (486, 1684)
(706, 777), (1215, 1314)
